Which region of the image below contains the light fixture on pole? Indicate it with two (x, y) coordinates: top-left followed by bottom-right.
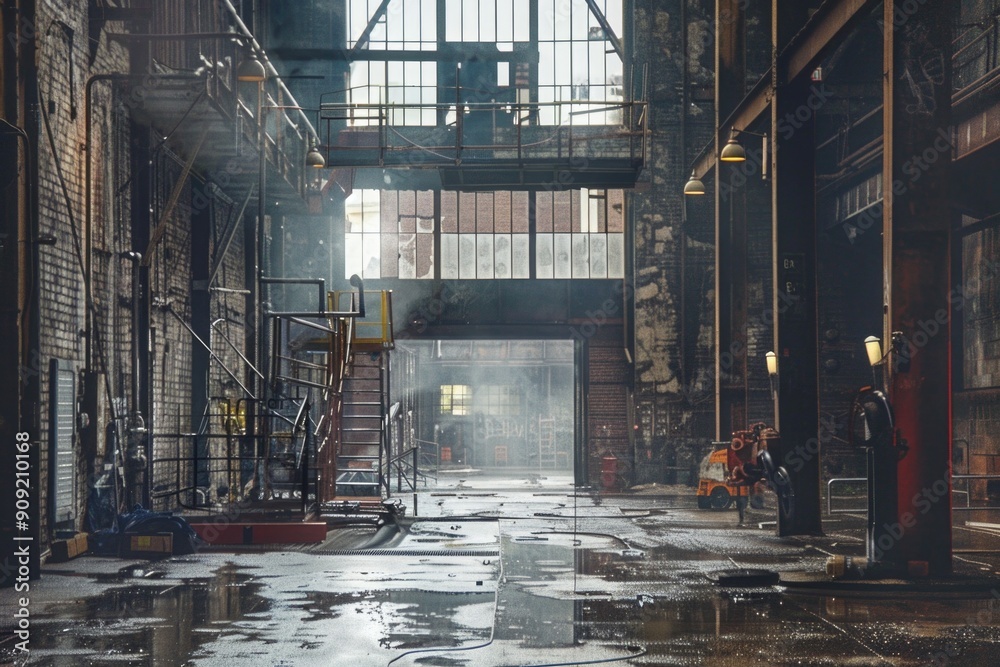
(719, 127), (769, 179)
(765, 351), (778, 376)
(306, 143), (325, 168)
(683, 171), (706, 196)
(864, 336), (883, 367)
(864, 335), (883, 386)
(765, 351), (778, 398)
(237, 51), (267, 83)
(720, 131), (746, 162)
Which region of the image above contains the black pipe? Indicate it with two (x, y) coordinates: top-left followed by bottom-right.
(260, 276), (326, 313)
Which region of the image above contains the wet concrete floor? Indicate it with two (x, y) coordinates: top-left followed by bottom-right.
(4, 470), (1000, 666)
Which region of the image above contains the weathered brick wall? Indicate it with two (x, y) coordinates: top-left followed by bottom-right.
(34, 0), (132, 543)
(32, 1), (253, 533)
(586, 326), (630, 487)
(629, 0), (717, 481)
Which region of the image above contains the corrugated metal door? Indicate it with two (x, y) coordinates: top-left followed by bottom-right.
(50, 359), (76, 525)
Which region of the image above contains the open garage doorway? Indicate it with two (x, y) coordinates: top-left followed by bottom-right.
(392, 340), (576, 486)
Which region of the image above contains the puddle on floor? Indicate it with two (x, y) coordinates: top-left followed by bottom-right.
(499, 534), (1000, 666)
(25, 564), (269, 666)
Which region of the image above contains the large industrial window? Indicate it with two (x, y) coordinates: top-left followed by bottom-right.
(344, 0), (626, 280)
(536, 189), (624, 278)
(346, 187), (624, 279)
(440, 191), (531, 279)
(346, 190), (436, 278)
(440, 384), (472, 415)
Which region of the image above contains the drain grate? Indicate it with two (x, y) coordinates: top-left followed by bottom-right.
(313, 548), (500, 557)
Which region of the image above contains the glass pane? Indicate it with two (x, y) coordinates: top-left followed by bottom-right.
(553, 191), (572, 232)
(463, 1), (479, 41)
(345, 233), (363, 278)
(459, 192), (477, 232)
(445, 0), (463, 41)
(589, 233), (607, 278)
(607, 232), (625, 278)
(494, 191), (512, 232)
(442, 233), (459, 279)
(398, 233), (416, 279)
(536, 234), (554, 279)
(381, 233), (399, 278)
(459, 234), (477, 278)
(480, 0), (495, 41)
(441, 191), (458, 233)
(538, 43), (555, 86)
(497, 0), (513, 42)
(416, 232), (433, 278)
(494, 234), (511, 279)
(554, 2), (570, 40)
(571, 234), (589, 278)
(477, 234), (494, 277)
(511, 0), (530, 40)
(362, 233), (381, 278)
(536, 191), (553, 232)
(417, 190), (435, 219)
(512, 192), (529, 232)
(477, 193), (494, 232)
(512, 234), (530, 278)
(363, 191), (381, 233)
(553, 233), (572, 278)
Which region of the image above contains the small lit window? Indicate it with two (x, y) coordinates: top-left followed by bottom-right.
(440, 384), (471, 415)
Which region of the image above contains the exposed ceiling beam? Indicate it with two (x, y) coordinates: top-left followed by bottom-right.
(783, 0), (878, 83)
(692, 72), (772, 179)
(691, 0), (879, 180)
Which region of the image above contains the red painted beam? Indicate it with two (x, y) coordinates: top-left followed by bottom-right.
(189, 522), (328, 545)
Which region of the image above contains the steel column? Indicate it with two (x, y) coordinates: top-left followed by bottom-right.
(881, 0), (954, 575)
(714, 0), (746, 441)
(770, 1), (823, 536)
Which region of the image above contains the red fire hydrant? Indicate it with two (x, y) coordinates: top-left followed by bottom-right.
(601, 455), (618, 492)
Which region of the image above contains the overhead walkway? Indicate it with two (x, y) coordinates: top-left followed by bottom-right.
(318, 99), (648, 191)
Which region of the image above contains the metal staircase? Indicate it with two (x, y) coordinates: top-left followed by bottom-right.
(153, 279), (403, 515)
(336, 350), (388, 496)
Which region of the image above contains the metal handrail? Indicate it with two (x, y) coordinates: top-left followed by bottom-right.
(826, 477), (867, 515)
(826, 474), (1000, 515)
(952, 474), (1000, 512)
(384, 446), (421, 494)
(319, 98), (647, 167)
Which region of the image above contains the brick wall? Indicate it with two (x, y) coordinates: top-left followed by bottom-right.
(629, 0), (717, 477)
(34, 0), (132, 544)
(31, 1), (253, 539)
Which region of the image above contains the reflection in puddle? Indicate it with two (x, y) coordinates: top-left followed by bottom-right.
(504, 535), (1000, 665)
(28, 565), (268, 666)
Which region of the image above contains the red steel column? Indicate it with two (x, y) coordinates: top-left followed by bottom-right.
(882, 0), (954, 575)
